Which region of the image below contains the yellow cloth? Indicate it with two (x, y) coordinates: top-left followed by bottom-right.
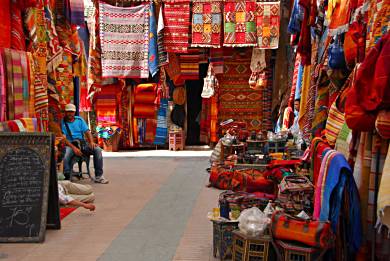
(298, 65), (311, 129)
(377, 145), (390, 231)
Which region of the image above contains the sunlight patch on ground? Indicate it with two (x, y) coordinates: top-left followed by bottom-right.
(102, 149), (212, 158)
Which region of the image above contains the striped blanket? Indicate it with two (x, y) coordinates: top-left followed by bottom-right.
(99, 2), (149, 78)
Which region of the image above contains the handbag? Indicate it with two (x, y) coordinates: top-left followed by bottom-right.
(201, 64), (216, 98)
(271, 210), (334, 248)
(277, 175), (314, 213)
(325, 97), (345, 146)
(328, 35), (347, 69)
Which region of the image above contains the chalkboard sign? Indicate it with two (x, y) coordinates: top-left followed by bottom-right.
(0, 133), (52, 243)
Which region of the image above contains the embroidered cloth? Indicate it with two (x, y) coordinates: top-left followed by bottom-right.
(255, 2), (280, 49)
(191, 0), (222, 48)
(163, 0), (190, 53)
(99, 2), (150, 78)
(223, 0), (257, 47)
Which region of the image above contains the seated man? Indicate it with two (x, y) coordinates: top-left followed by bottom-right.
(61, 103), (109, 184)
(58, 180), (95, 211)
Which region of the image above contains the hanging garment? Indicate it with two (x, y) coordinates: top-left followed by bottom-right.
(99, 2), (150, 78)
(154, 98), (168, 145)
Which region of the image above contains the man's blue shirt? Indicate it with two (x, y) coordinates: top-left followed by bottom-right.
(61, 116), (89, 141)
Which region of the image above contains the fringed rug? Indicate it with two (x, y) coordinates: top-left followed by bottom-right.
(223, 0), (257, 47)
(99, 2), (149, 78)
(163, 0), (190, 53)
(218, 53), (264, 131)
(178, 49), (201, 81)
(256, 1), (280, 49)
(191, 0), (222, 48)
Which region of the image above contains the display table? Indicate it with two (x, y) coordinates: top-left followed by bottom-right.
(211, 219), (239, 260)
(232, 230), (272, 261)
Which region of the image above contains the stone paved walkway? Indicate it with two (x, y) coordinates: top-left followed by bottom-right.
(0, 150), (221, 261)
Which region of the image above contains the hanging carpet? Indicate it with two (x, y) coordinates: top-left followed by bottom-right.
(99, 2), (150, 78)
(255, 1), (280, 49)
(154, 98), (168, 145)
(95, 84), (120, 124)
(163, 0), (190, 53)
(218, 51), (264, 131)
(223, 0), (257, 47)
(191, 0), (222, 48)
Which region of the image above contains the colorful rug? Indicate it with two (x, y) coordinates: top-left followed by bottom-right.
(218, 54), (264, 131)
(95, 84), (119, 124)
(223, 0), (257, 47)
(157, 5), (168, 67)
(163, 0), (190, 53)
(178, 49), (201, 81)
(148, 3), (158, 77)
(60, 207), (77, 220)
(99, 2), (149, 78)
(191, 0), (222, 48)
(255, 1), (280, 49)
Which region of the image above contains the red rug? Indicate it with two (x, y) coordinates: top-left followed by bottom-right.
(218, 50), (264, 131)
(60, 207), (77, 220)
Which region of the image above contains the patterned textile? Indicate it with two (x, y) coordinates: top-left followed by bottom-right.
(262, 68), (273, 130)
(311, 69), (330, 137)
(0, 0), (11, 48)
(366, 0), (390, 52)
(223, 0), (257, 47)
(99, 2), (150, 78)
(148, 3), (159, 77)
(157, 5), (168, 67)
(200, 97), (211, 143)
(178, 49), (200, 81)
(191, 0), (222, 48)
(3, 49), (15, 120)
(255, 2), (280, 49)
(154, 98), (168, 145)
(133, 83), (157, 119)
(163, 0), (190, 53)
(11, 1), (26, 51)
(165, 52), (183, 85)
(298, 65), (311, 141)
(95, 84), (119, 124)
(326, 0), (352, 36)
(210, 95), (218, 142)
(66, 0), (85, 26)
(334, 122), (352, 159)
(218, 53), (263, 131)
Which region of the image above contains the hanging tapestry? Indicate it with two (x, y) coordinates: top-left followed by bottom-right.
(11, 1), (26, 51)
(0, 0), (11, 48)
(223, 0), (257, 47)
(191, 0), (222, 48)
(209, 48), (224, 74)
(255, 1), (280, 49)
(163, 0), (190, 53)
(148, 3), (159, 77)
(0, 51), (6, 121)
(95, 84), (119, 124)
(178, 49), (201, 81)
(262, 69), (273, 130)
(99, 2), (150, 78)
(154, 98), (168, 145)
(218, 55), (263, 131)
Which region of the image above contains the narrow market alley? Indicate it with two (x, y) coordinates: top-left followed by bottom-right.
(0, 150), (222, 261)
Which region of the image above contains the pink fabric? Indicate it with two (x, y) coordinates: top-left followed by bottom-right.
(313, 150), (336, 219)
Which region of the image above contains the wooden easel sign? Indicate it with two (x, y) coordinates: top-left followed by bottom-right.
(0, 133), (52, 243)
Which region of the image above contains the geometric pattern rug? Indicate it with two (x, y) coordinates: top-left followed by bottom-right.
(218, 51), (264, 131)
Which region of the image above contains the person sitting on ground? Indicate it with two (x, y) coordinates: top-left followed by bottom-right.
(58, 180), (96, 211)
(61, 103), (109, 184)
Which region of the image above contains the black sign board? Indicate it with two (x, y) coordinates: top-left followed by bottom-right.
(0, 133), (53, 242)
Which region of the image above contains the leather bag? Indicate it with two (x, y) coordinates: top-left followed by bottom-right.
(271, 210), (334, 248)
(277, 175), (313, 213)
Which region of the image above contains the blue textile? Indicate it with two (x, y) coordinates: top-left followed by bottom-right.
(154, 98), (168, 145)
(148, 3), (159, 77)
(288, 0), (304, 34)
(319, 152), (362, 253)
(295, 64), (304, 100)
(61, 116), (89, 141)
